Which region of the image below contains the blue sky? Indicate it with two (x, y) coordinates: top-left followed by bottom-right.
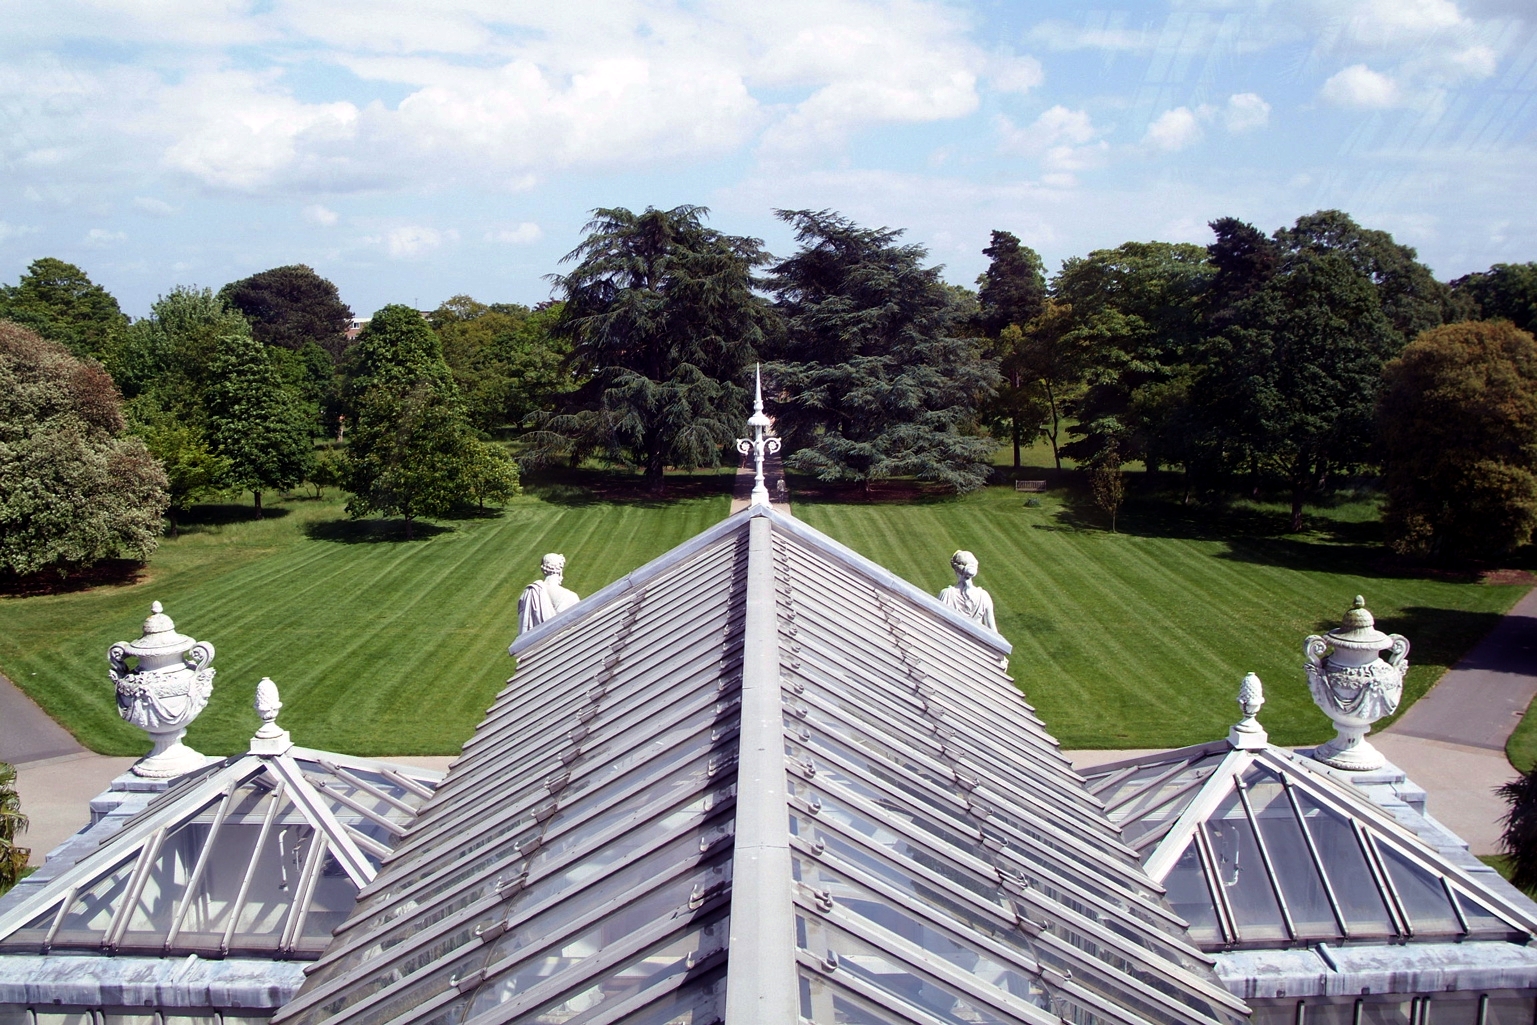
(2, 0), (1534, 318)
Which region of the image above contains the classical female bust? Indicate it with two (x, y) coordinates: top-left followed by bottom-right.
(936, 550), (997, 632)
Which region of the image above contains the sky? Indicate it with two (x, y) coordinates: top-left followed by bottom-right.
(2, 0), (1534, 319)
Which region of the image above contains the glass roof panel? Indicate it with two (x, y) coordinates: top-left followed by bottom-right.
(1291, 788), (1396, 939)
(1241, 769), (1340, 941)
(798, 969), (928, 1025)
(1377, 843), (1462, 937)
(1204, 789), (1288, 944)
(52, 855), (138, 946)
(1163, 845), (1221, 946)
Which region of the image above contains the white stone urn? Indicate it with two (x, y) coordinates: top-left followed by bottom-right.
(108, 601), (216, 778)
(1304, 596), (1409, 771)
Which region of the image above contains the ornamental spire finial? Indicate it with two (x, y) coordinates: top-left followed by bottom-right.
(737, 364), (781, 508)
(250, 676), (293, 755)
(1228, 672), (1267, 749)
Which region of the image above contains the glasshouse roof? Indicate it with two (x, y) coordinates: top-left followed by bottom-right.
(1081, 741), (1537, 953)
(274, 505), (1251, 1025)
(0, 744), (442, 962)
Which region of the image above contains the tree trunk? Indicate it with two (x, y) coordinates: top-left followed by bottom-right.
(1011, 416), (1021, 469)
(253, 490), (263, 517)
(1290, 475), (1306, 533)
(405, 514), (414, 540)
(646, 449), (667, 496)
(1045, 381), (1062, 472)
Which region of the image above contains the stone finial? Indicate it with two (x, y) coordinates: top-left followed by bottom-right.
(735, 364), (782, 508)
(1228, 673), (1268, 750)
(249, 677), (293, 755)
(1304, 595), (1410, 771)
(109, 601), (216, 778)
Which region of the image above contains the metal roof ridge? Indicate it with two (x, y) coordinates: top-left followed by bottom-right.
(762, 507), (1012, 655)
(507, 506), (755, 657)
(724, 511), (797, 1021)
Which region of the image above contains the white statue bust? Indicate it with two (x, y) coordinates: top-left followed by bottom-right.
(518, 553), (579, 634)
(937, 550), (997, 632)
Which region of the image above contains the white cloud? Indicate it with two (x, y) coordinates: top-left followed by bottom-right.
(383, 225), (454, 258)
(487, 223), (542, 245)
(1027, 19), (1150, 52)
(0, 221), (39, 242)
(986, 53), (1044, 94)
(1144, 107), (1204, 151)
(304, 204), (339, 226)
(1224, 93), (1271, 133)
(133, 196), (175, 216)
(1319, 64), (1402, 108)
(998, 106), (1097, 153)
(1337, 0), (1464, 46)
(83, 228), (126, 247)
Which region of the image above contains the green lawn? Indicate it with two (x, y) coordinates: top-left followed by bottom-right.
(1, 469), (1526, 756)
(798, 481), (1527, 749)
(0, 483), (731, 757)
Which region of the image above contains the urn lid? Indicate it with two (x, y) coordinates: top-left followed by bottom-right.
(1324, 595), (1393, 651)
(122, 600), (197, 656)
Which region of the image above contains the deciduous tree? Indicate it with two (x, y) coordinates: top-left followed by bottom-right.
(765, 209), (999, 494)
(0, 323), (166, 576)
(219, 264), (353, 359)
(0, 762), (26, 896)
(0, 258), (128, 363)
(206, 332), (316, 514)
(1378, 320), (1537, 559)
(1453, 263), (1537, 336)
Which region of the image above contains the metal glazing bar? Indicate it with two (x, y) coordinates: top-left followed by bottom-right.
(791, 949), (953, 1025)
(166, 784), (237, 949)
(1282, 777), (1349, 940)
(280, 833), (330, 953)
(1354, 998), (1364, 1025)
(379, 768), (435, 802)
(1442, 876), (1471, 936)
(269, 756), (374, 887)
(104, 825), (168, 949)
(1130, 819), (1178, 854)
(1104, 759), (1204, 815)
(322, 763), (419, 815)
(1194, 826), (1239, 946)
(221, 779), (287, 955)
(568, 947), (729, 1025)
(312, 781), (408, 836)
(340, 824), (392, 860)
(726, 512), (797, 1024)
(41, 886), (75, 951)
(1234, 774), (1296, 941)
(1353, 824), (1408, 937)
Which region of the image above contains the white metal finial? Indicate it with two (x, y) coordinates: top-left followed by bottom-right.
(1229, 672), (1268, 749)
(250, 676), (293, 755)
(736, 364), (781, 508)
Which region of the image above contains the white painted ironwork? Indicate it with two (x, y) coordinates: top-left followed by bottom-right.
(735, 364), (781, 508)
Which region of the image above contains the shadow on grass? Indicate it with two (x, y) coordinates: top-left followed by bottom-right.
(177, 504), (292, 528)
(523, 466), (736, 508)
(0, 559), (146, 597)
(305, 518), (454, 544)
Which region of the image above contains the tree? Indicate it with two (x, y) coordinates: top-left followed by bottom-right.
(1198, 250), (1402, 531)
(976, 232), (1050, 468)
(1090, 443), (1126, 532)
(535, 206), (772, 493)
(432, 297), (574, 433)
(976, 230), (1047, 337)
(1206, 217), (1280, 330)
(205, 331), (316, 514)
(0, 258), (128, 363)
(308, 446), (345, 498)
(0, 323), (167, 576)
(1013, 300), (1089, 471)
(1050, 241), (1212, 470)
(1453, 263), (1537, 336)
(461, 439), (522, 511)
(1274, 210), (1449, 343)
(219, 265), (353, 359)
(1378, 320), (1537, 559)
(0, 762), (26, 896)
(1499, 768), (1537, 892)
(130, 412), (230, 536)
(342, 305), (477, 537)
(765, 209), (1000, 494)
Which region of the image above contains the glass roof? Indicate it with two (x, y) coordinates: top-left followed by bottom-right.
(0, 750), (442, 959)
(276, 508), (1251, 1025)
(1082, 744), (1537, 952)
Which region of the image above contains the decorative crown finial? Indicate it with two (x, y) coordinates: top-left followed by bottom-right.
(1228, 672), (1268, 749)
(736, 363), (781, 508)
(249, 676), (293, 755)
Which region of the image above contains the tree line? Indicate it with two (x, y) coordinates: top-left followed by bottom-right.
(3, 206), (1536, 577)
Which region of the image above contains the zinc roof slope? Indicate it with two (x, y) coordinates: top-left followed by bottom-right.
(1081, 743), (1537, 953)
(279, 507), (1248, 1025)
